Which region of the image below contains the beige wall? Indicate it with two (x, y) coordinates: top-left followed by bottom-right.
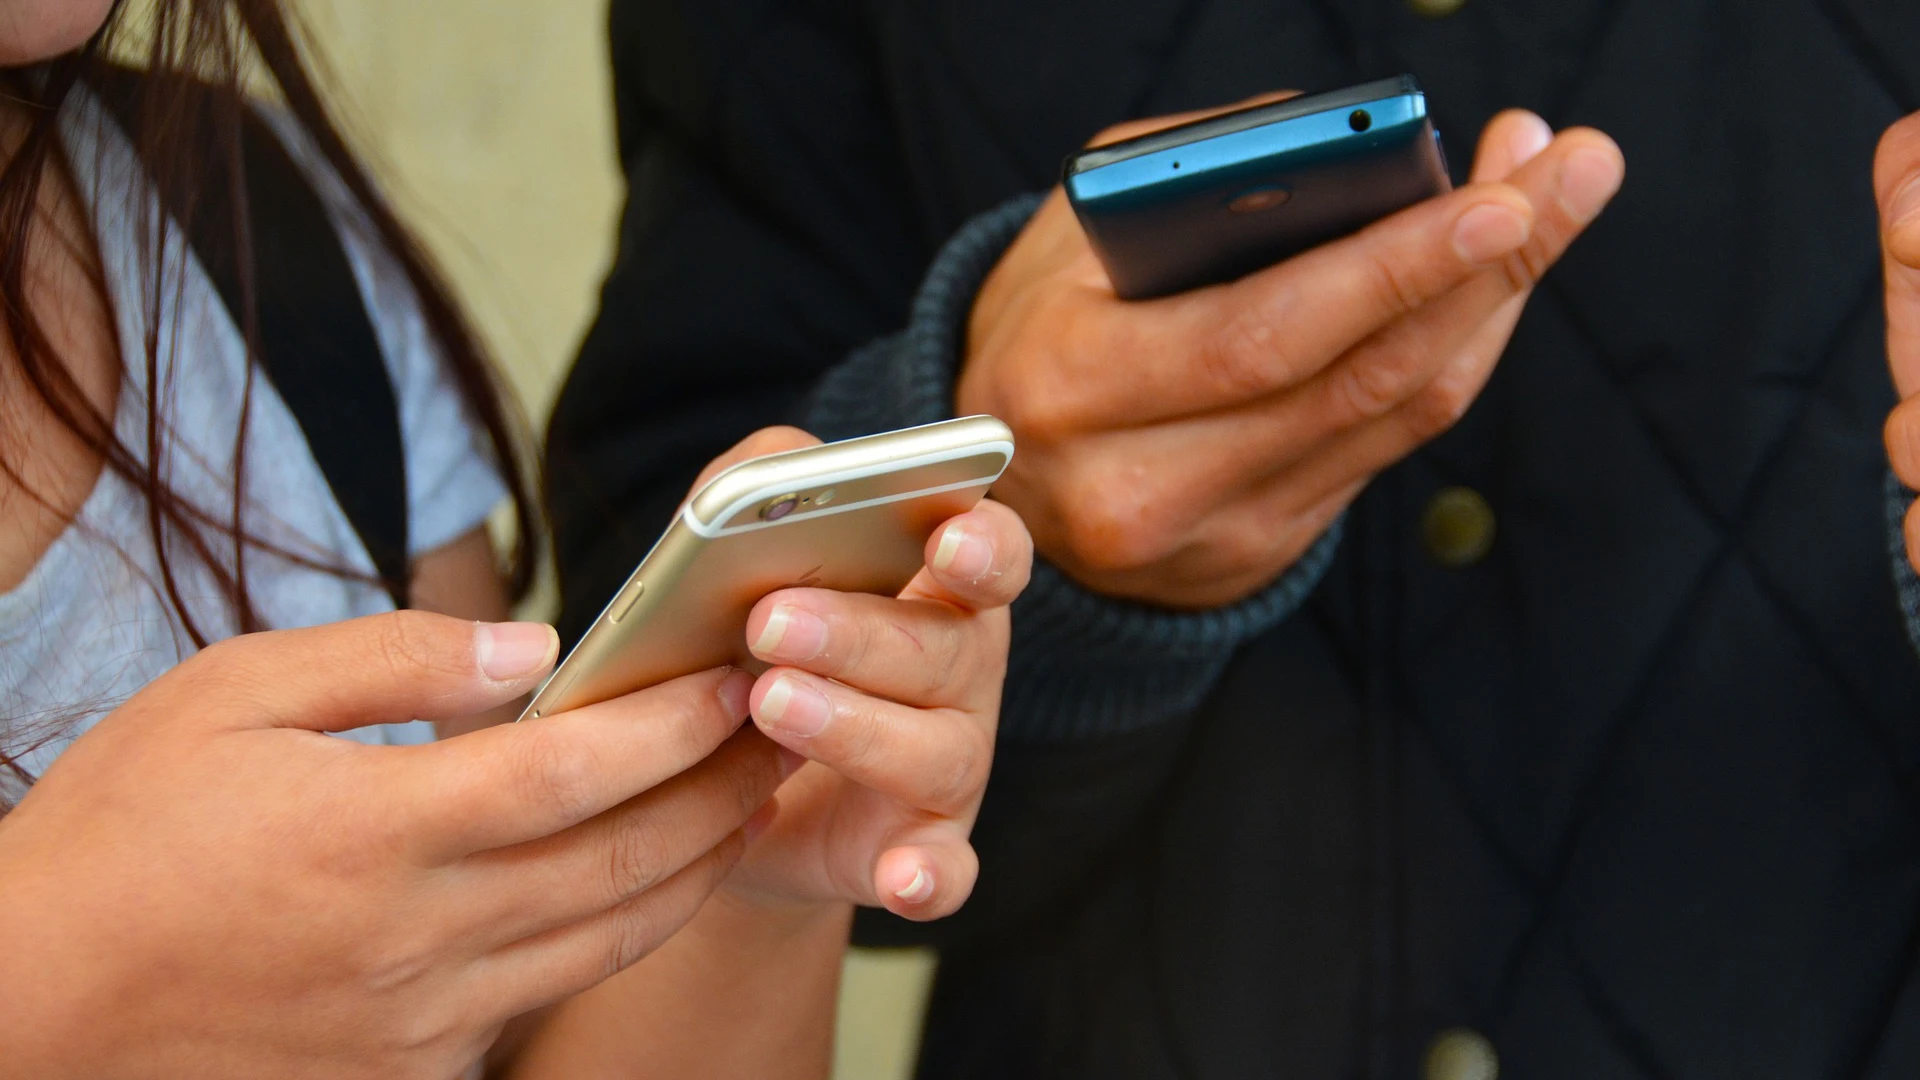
(293, 3), (933, 1077)
(297, 0), (619, 423)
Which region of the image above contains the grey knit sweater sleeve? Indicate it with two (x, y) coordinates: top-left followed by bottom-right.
(803, 194), (1343, 743)
(1888, 472), (1920, 658)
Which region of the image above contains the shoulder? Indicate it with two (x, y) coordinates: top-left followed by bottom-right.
(245, 105), (442, 415)
(247, 105), (413, 348)
(250, 106), (508, 556)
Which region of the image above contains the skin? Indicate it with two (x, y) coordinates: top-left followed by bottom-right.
(0, 0), (110, 67)
(958, 98), (1627, 608)
(0, 614), (778, 1078)
(0, 498), (1028, 1080)
(509, 433), (1031, 1080)
(1880, 112), (1920, 567)
(0, 4), (1037, 1077)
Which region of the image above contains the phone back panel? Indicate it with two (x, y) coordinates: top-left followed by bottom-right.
(1065, 75), (1451, 299)
(524, 420), (1012, 719)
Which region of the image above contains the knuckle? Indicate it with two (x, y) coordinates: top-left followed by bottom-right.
(600, 900), (664, 980)
(828, 612), (880, 679)
(1499, 240), (1553, 292)
(926, 621), (973, 700)
(190, 633), (246, 671)
(834, 697), (889, 773)
(1201, 307), (1289, 398)
(1341, 341), (1420, 419)
(387, 999), (464, 1056)
(725, 742), (780, 816)
(707, 830), (749, 880)
(992, 366), (1062, 440)
(604, 810), (673, 901)
(355, 929), (440, 997)
(662, 681), (734, 757)
(174, 636), (257, 704)
(1406, 375), (1476, 436)
(518, 732), (599, 825)
(925, 731), (990, 814)
(372, 610), (464, 682)
(1361, 250), (1427, 320)
(995, 340), (1089, 443)
(1055, 464), (1175, 575)
(885, 615), (963, 701)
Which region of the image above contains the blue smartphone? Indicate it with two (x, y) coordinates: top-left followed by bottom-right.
(1064, 75), (1452, 299)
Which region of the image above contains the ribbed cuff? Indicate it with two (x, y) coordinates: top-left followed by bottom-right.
(804, 193), (1344, 743)
(804, 194), (1047, 441)
(1887, 471), (1920, 660)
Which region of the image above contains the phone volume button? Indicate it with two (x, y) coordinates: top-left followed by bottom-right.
(608, 579), (646, 623)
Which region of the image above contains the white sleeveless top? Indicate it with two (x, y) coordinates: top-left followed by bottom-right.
(0, 90), (507, 804)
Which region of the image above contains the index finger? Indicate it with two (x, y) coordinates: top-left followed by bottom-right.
(394, 667), (756, 862)
(1155, 179), (1537, 414)
(1037, 171), (1538, 430)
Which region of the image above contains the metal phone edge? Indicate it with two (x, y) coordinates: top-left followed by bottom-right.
(516, 416), (1015, 722)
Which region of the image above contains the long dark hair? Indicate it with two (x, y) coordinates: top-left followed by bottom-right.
(0, 0), (541, 787)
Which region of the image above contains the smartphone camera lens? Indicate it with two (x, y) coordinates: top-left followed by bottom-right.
(761, 495), (801, 521)
(1349, 109), (1373, 133)
(1228, 187), (1292, 214)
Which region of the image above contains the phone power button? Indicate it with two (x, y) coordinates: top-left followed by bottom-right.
(608, 579), (646, 623)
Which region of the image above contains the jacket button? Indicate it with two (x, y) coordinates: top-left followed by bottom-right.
(1408, 0), (1468, 16)
(1421, 486), (1496, 568)
(1424, 1028), (1499, 1080)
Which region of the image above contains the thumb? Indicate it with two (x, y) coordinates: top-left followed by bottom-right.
(162, 611), (557, 734)
(1877, 113), (1920, 398)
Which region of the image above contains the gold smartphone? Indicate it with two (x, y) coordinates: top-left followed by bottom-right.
(521, 416), (1016, 720)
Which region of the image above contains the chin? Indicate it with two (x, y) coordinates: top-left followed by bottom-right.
(0, 0), (118, 67)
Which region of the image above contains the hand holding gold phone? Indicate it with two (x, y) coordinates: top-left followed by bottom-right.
(523, 416), (1015, 720)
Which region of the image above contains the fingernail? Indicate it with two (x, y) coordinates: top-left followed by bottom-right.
(716, 669), (755, 718)
(1451, 202), (1532, 264)
(751, 605), (828, 662)
(757, 674), (831, 737)
(1507, 113), (1553, 169)
(1891, 175), (1920, 233)
(1556, 145), (1624, 224)
(932, 524), (993, 581)
(475, 622), (558, 682)
(894, 865), (936, 905)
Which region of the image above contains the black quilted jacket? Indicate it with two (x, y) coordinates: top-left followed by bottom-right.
(548, 1), (1920, 1076)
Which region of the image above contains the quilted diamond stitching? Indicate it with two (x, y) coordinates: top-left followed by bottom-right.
(1480, 275), (1897, 1080)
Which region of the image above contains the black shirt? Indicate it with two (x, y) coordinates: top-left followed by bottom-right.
(549, 2), (1920, 1075)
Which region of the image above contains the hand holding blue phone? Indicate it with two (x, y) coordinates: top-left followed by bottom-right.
(957, 86), (1624, 609)
(1066, 75), (1452, 298)
(1875, 110), (1920, 574)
